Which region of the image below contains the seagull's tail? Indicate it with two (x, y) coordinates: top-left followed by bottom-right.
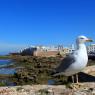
(52, 72), (64, 77)
(50, 69), (58, 76)
(50, 69), (63, 77)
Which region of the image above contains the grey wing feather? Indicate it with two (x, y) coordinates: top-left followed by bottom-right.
(55, 55), (76, 73)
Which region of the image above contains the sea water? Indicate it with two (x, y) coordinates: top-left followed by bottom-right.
(0, 59), (15, 74)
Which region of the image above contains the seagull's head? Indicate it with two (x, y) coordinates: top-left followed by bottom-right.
(76, 35), (93, 44)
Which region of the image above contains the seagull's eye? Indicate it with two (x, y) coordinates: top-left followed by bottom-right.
(80, 38), (84, 39)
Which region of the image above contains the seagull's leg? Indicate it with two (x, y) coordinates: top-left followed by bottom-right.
(71, 75), (74, 83)
(70, 74), (79, 89)
(75, 74), (84, 88)
(70, 74), (83, 89)
(76, 74), (79, 84)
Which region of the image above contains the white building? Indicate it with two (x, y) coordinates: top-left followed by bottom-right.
(36, 45), (63, 51)
(68, 44), (75, 53)
(87, 44), (95, 53)
(60, 44), (75, 56)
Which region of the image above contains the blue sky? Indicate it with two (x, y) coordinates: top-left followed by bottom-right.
(0, 0), (95, 54)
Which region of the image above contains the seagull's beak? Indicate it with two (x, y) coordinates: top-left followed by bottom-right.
(86, 38), (93, 42)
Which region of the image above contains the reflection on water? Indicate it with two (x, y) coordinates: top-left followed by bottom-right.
(0, 78), (17, 86)
(48, 80), (55, 85)
(0, 68), (15, 74)
(0, 59), (15, 75)
(0, 59), (11, 66)
(0, 59), (16, 86)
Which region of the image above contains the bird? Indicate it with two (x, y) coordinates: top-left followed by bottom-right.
(53, 35), (93, 83)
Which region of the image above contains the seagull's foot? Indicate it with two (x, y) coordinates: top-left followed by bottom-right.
(74, 83), (84, 87)
(67, 83), (84, 90)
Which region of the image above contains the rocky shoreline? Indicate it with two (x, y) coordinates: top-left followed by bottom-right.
(0, 55), (95, 94)
(0, 83), (95, 95)
(0, 55), (95, 86)
(0, 65), (94, 95)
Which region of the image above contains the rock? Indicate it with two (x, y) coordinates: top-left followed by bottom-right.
(0, 84), (95, 95)
(83, 65), (95, 75)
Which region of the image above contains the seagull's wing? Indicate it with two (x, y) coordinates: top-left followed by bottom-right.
(55, 54), (76, 73)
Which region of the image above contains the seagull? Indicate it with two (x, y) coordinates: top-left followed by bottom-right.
(53, 35), (93, 83)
